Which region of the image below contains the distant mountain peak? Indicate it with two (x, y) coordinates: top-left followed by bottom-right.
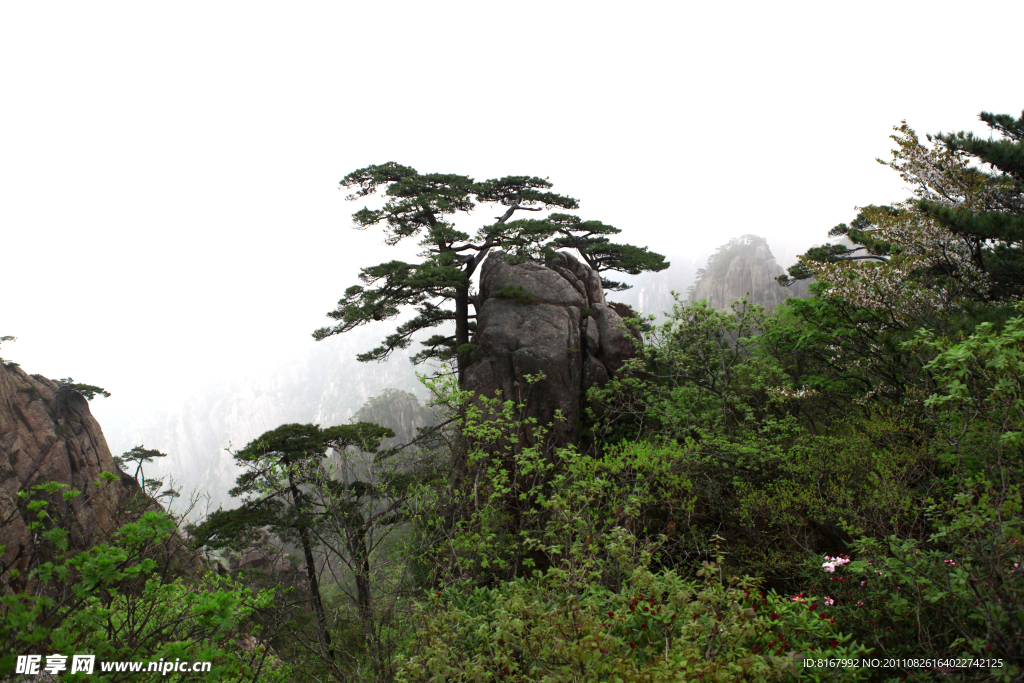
(688, 234), (792, 311)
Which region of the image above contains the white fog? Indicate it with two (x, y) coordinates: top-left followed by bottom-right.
(4, 1), (1019, 507)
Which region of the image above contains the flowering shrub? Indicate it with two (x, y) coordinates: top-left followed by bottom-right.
(795, 520), (1021, 681)
(809, 123), (997, 325)
(822, 555), (851, 574)
(397, 540), (870, 682)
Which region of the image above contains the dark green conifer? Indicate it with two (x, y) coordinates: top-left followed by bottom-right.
(919, 111), (1024, 299)
(189, 422), (393, 662)
(314, 163), (668, 381)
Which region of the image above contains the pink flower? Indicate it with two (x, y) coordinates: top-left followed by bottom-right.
(824, 597), (835, 606)
(944, 559), (956, 566)
(822, 555), (850, 573)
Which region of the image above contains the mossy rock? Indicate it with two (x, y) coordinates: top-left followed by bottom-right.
(493, 285), (536, 305)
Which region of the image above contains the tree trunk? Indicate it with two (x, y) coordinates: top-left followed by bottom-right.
(349, 524), (386, 681)
(289, 472), (334, 661)
(455, 281), (470, 386)
(348, 525), (373, 617)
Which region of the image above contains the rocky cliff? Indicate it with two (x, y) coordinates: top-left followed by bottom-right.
(688, 235), (795, 311)
(354, 388), (436, 449)
(463, 252), (639, 448)
(0, 365), (136, 570)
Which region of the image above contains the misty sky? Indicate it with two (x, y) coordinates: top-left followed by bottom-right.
(3, 1), (1021, 422)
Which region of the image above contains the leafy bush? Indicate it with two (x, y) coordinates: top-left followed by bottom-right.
(0, 482), (288, 682)
(791, 311), (1024, 680)
(397, 534), (869, 682)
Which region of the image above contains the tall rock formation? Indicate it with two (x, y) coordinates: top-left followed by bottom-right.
(0, 365), (136, 570)
(354, 387), (436, 449)
(688, 235), (793, 311)
(463, 252), (639, 448)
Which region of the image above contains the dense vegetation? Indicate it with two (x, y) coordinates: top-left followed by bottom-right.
(2, 110), (1022, 681)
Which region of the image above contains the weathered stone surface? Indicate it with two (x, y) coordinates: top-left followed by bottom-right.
(229, 530), (294, 574)
(548, 251), (606, 306)
(0, 365), (134, 569)
(689, 235), (792, 311)
(464, 252), (638, 448)
(480, 257), (587, 308)
(591, 303), (638, 375)
(582, 316), (600, 353)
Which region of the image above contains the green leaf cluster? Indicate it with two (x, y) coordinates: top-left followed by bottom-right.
(1, 483), (287, 682)
(58, 377), (111, 400)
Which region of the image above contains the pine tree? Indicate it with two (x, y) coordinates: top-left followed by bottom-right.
(781, 111), (1024, 305)
(189, 422), (393, 662)
(113, 445), (168, 494)
(313, 163), (667, 381)
(777, 208), (894, 286)
(919, 111), (1024, 300)
(545, 213), (668, 291)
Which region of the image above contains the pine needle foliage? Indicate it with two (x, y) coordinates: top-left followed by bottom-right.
(313, 163), (667, 381)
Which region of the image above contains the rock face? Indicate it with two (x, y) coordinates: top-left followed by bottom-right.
(463, 252), (639, 447)
(689, 235), (792, 311)
(0, 365), (135, 570)
(229, 530), (295, 574)
(354, 388), (436, 448)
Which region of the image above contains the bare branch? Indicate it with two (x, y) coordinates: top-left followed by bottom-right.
(495, 204), (542, 224)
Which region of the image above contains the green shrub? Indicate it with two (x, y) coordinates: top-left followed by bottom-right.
(0, 482), (289, 682)
(397, 537), (869, 682)
(794, 487), (1023, 680)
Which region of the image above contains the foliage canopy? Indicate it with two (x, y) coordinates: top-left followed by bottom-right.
(313, 163), (667, 379)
